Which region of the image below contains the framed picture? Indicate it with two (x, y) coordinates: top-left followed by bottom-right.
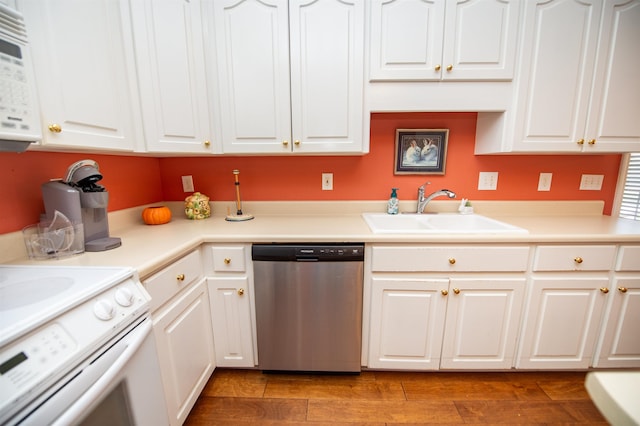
(394, 129), (449, 175)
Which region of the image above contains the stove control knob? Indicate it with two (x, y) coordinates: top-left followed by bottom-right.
(94, 299), (115, 321)
(115, 287), (135, 307)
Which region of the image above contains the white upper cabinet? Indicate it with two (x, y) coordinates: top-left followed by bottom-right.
(208, 0), (365, 154)
(476, 0), (640, 154)
(131, 0), (217, 154)
(584, 0), (640, 152)
(369, 0), (520, 81)
(18, 0), (143, 152)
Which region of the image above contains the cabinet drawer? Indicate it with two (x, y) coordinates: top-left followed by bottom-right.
(616, 246), (640, 271)
(370, 246), (530, 272)
(143, 249), (203, 312)
(210, 245), (246, 272)
(533, 245), (616, 271)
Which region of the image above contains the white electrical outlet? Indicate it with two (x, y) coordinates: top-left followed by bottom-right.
(538, 173), (552, 191)
(181, 175), (194, 192)
(478, 172), (498, 190)
(580, 174), (604, 190)
(322, 173), (333, 190)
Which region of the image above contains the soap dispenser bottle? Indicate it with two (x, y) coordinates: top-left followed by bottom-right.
(387, 188), (399, 214)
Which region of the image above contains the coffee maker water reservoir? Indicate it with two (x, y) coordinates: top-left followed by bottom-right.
(41, 160), (121, 252)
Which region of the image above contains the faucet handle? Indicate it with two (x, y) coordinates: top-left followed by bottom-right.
(419, 181), (431, 190)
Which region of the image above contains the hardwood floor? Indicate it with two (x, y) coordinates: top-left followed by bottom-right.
(184, 369), (608, 425)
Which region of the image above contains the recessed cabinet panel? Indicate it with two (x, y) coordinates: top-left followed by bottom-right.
(441, 0), (520, 80)
(440, 278), (525, 369)
(19, 0), (142, 151)
(208, 277), (255, 367)
(132, 0), (214, 153)
(211, 0), (291, 152)
(368, 277), (448, 370)
(520, 0), (600, 146)
(370, 0), (519, 81)
(152, 279), (215, 426)
(210, 0), (364, 154)
(517, 277), (608, 369)
(290, 0), (364, 151)
(585, 0), (640, 151)
(369, 0), (444, 80)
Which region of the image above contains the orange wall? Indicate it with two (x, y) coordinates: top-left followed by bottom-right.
(0, 152), (163, 234)
(160, 112), (621, 209)
(0, 112), (621, 235)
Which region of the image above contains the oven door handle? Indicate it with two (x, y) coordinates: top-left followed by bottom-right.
(50, 319), (153, 426)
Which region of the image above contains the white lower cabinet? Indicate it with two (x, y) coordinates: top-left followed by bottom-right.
(594, 246), (640, 367)
(517, 277), (609, 369)
(207, 277), (255, 367)
(205, 244), (256, 368)
(366, 244), (529, 371)
(594, 277), (640, 368)
(143, 249), (215, 426)
(152, 279), (215, 425)
(441, 278), (525, 369)
(368, 277), (448, 370)
(368, 276), (525, 370)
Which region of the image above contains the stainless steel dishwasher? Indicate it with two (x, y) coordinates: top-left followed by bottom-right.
(252, 243), (364, 373)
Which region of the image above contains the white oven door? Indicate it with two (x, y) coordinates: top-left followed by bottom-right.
(17, 318), (169, 426)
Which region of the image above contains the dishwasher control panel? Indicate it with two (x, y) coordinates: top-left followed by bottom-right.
(252, 243), (364, 262)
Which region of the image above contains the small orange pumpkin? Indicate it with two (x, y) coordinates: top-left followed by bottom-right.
(142, 206), (172, 225)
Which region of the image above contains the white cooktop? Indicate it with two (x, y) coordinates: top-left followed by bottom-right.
(0, 265), (135, 347)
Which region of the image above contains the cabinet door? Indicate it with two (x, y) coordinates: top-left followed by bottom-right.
(209, 0), (292, 154)
(208, 276), (255, 367)
(441, 278), (525, 369)
(584, 0), (640, 152)
(517, 277), (608, 369)
(131, 0), (215, 154)
(441, 0), (520, 81)
(368, 277), (448, 370)
(289, 0), (364, 153)
(153, 279), (215, 426)
(513, 0), (602, 152)
(18, 0), (142, 151)
(369, 0), (445, 81)
(594, 277), (640, 368)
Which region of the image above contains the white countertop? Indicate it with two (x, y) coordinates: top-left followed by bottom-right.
(3, 200), (640, 279)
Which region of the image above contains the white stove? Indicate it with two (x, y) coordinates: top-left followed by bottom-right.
(0, 265), (165, 425)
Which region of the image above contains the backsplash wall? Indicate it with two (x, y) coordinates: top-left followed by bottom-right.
(0, 152), (163, 234)
(0, 113), (622, 234)
(160, 112), (621, 210)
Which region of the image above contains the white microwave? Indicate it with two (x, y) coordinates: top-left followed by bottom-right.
(0, 3), (41, 152)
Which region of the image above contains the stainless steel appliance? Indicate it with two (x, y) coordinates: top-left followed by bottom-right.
(41, 159), (121, 252)
(0, 4), (41, 152)
(0, 265), (169, 425)
(252, 243), (364, 373)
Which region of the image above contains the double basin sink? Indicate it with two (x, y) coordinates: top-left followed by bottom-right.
(362, 213), (528, 234)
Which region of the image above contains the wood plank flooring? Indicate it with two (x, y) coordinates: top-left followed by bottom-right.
(184, 369), (608, 425)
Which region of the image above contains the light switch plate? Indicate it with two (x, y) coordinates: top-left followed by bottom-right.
(478, 172), (498, 190)
(580, 174), (603, 191)
(322, 173), (333, 190)
(182, 175), (194, 192)
(538, 173), (552, 191)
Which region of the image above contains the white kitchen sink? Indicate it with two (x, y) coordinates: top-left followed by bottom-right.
(362, 213), (528, 234)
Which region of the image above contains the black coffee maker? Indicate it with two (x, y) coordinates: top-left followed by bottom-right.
(41, 159), (121, 252)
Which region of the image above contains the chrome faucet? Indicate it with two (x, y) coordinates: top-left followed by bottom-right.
(417, 182), (456, 214)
